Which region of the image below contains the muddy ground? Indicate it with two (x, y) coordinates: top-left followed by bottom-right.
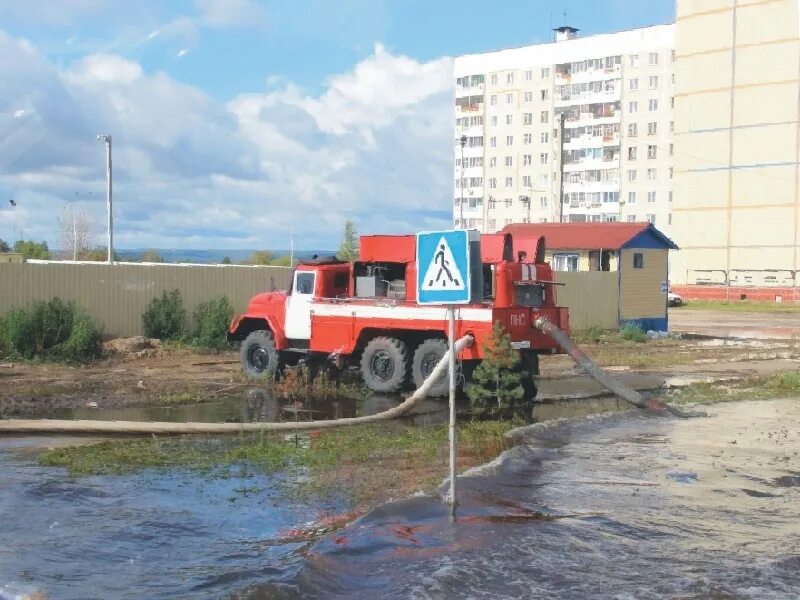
(1, 328), (798, 418)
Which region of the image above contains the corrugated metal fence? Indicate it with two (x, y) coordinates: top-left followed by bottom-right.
(555, 271), (620, 330)
(0, 261), (292, 337)
(0, 262), (619, 338)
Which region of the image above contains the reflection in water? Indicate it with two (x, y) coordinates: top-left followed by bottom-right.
(245, 398), (800, 599)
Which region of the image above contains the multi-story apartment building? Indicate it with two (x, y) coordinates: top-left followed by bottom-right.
(672, 0), (800, 287)
(453, 24), (675, 235)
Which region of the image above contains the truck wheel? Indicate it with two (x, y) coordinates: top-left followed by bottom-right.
(240, 330), (279, 380)
(360, 337), (408, 393)
(412, 338), (450, 397)
(520, 351), (539, 400)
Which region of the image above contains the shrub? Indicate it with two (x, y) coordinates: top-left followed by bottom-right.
(192, 296), (234, 349)
(619, 323), (647, 343)
(467, 321), (524, 418)
(142, 290), (186, 340)
(0, 298), (101, 361)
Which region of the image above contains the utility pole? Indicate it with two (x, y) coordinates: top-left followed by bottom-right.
(97, 134), (113, 263)
(459, 135), (467, 228)
(557, 114), (566, 223)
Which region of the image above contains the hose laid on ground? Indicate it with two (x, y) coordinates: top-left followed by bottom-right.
(534, 317), (687, 418)
(0, 335), (474, 435)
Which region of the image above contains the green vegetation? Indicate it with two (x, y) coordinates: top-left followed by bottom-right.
(142, 289), (186, 340)
(13, 240), (50, 259)
(220, 256), (232, 265)
(272, 364), (369, 401)
(467, 321), (524, 417)
(619, 323), (648, 343)
(572, 324), (606, 344)
(0, 297), (101, 361)
(0, 239), (9, 253)
(684, 300), (800, 313)
(39, 419), (521, 505)
(191, 296), (234, 350)
(139, 250), (164, 263)
(245, 250), (293, 266)
(336, 219), (359, 263)
(665, 371), (800, 406)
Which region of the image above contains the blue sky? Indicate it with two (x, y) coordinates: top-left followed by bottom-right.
(0, 0), (674, 250)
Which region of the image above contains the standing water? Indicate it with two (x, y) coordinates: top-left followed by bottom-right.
(1, 398), (798, 599)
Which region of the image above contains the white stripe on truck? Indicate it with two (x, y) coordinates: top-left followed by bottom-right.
(311, 302), (493, 322)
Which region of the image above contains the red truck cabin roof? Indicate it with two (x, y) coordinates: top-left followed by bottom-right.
(359, 235), (416, 263)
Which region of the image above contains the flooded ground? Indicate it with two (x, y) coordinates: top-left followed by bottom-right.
(252, 398), (799, 599)
(2, 397), (798, 599)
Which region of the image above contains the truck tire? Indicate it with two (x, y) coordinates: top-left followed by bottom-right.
(520, 350), (539, 400)
(412, 338), (450, 397)
(240, 330), (279, 380)
(360, 337), (408, 393)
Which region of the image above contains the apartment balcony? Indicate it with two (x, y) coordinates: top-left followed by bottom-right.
(456, 83), (484, 97)
(562, 158), (619, 172)
(455, 124), (483, 137)
(563, 111), (621, 128)
(461, 145), (484, 157)
(555, 66), (621, 86)
(454, 103), (484, 115)
(554, 89), (621, 108)
(563, 180), (620, 193)
(564, 134), (620, 149)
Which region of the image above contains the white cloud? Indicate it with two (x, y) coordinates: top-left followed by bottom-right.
(194, 0), (268, 29)
(0, 32), (454, 250)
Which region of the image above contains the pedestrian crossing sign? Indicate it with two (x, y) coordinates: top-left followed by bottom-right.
(416, 229), (472, 305)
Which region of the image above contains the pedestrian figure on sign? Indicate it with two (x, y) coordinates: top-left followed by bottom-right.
(430, 243), (459, 287)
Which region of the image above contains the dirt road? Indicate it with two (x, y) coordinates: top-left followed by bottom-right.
(670, 308), (800, 339)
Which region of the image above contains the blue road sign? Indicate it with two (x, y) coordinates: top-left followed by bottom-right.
(416, 229), (471, 305)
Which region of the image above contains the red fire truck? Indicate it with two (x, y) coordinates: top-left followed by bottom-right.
(228, 231), (569, 397)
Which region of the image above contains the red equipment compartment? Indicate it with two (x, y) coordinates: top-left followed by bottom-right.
(359, 235), (416, 263)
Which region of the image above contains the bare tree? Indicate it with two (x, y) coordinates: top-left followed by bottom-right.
(57, 205), (96, 260)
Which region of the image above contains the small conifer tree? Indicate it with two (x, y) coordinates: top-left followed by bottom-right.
(467, 321), (524, 417)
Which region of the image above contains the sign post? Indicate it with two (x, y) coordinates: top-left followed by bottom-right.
(416, 229), (473, 523)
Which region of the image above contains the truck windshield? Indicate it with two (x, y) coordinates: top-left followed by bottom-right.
(515, 283), (545, 308)
(295, 272), (315, 295)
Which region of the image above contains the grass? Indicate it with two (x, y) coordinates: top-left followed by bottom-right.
(38, 419), (521, 508)
(665, 371), (800, 406)
(682, 300), (800, 313)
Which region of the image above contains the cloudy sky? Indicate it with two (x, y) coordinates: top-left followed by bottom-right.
(0, 0), (673, 250)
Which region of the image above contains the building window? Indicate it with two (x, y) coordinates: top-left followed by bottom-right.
(540, 196), (548, 207)
(670, 96), (675, 108)
(505, 176), (513, 187)
(489, 178), (497, 189)
(506, 114), (513, 125)
(648, 121), (657, 135)
(648, 168), (657, 180)
(524, 91), (533, 102)
(669, 190), (673, 202)
(629, 101), (638, 113)
(629, 54), (639, 67)
(523, 113), (532, 125)
(649, 98), (658, 111)
(524, 70), (532, 81)
(628, 146), (637, 160)
(633, 252), (645, 269)
(506, 135), (514, 146)
(552, 253), (579, 272)
(506, 92), (514, 104)
(507, 73), (514, 84)
(629, 78), (639, 90)
(539, 153), (548, 164)
(538, 174), (548, 187)
(669, 143), (674, 155)
(523, 133), (532, 144)
(540, 89), (549, 100)
(541, 67), (550, 78)
(628, 191), (636, 204)
(669, 167), (673, 179)
(490, 137), (497, 147)
(504, 218), (512, 225)
(504, 198), (512, 208)
(649, 52), (659, 65)
(522, 174), (532, 186)
(540, 111), (549, 123)
(646, 214), (656, 224)
(491, 74), (498, 85)
(648, 145), (657, 159)
(523, 154), (532, 166)
(541, 132), (549, 143)
(628, 169), (637, 182)
(489, 157), (497, 167)
(627, 214), (636, 222)
(490, 115), (497, 126)
(668, 213), (672, 226)
(505, 156), (513, 167)
(628, 123), (638, 137)
(488, 218), (496, 230)
(490, 95), (497, 106)
(648, 191), (656, 203)
(649, 75), (658, 89)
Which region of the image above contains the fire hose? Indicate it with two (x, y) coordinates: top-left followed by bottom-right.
(534, 316), (688, 418)
(0, 335), (475, 435)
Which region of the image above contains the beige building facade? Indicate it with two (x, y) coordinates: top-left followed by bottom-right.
(673, 0), (800, 286)
(454, 25), (675, 236)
